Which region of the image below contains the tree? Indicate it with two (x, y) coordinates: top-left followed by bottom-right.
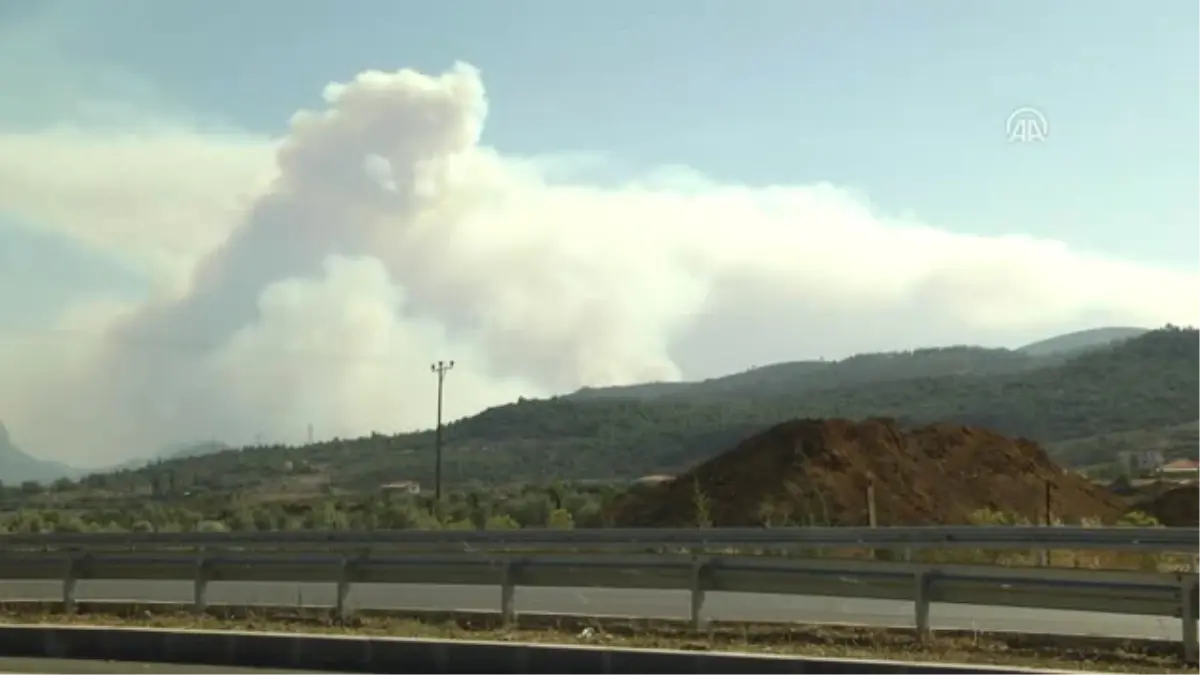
(547, 508), (574, 530)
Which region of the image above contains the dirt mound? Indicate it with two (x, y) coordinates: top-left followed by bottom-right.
(1133, 483), (1199, 527)
(1110, 477), (1182, 500)
(610, 417), (1127, 527)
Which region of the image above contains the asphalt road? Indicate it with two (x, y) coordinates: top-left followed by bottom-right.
(0, 658), (335, 673)
(0, 579), (1185, 642)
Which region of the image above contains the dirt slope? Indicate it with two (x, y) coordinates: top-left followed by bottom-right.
(610, 417), (1127, 527)
(1134, 483), (1199, 527)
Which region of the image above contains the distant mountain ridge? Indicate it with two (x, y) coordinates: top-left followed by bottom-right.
(63, 324), (1200, 492)
(1017, 327), (1149, 357)
(0, 422), (79, 484)
(571, 325), (1152, 403)
(158, 440), (232, 461)
(101, 440), (235, 474)
(81, 325), (1197, 493)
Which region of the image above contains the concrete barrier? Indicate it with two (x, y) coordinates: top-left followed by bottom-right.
(0, 624), (1073, 674)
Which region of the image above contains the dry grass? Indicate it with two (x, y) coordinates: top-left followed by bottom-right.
(11, 540), (1193, 576)
(634, 545), (1194, 573)
(0, 602), (1191, 674)
(912, 547), (1195, 572)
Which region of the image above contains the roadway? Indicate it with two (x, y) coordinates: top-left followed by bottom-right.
(0, 579), (1186, 642)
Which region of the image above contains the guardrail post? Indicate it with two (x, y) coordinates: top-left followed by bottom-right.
(336, 556), (355, 622)
(193, 554), (210, 615)
(1181, 575), (1198, 665)
(913, 569), (932, 643)
(690, 558), (709, 631)
(500, 559), (519, 627)
(62, 554), (79, 615)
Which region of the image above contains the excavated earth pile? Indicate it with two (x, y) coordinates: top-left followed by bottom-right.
(1134, 483), (1199, 527)
(609, 417), (1128, 527)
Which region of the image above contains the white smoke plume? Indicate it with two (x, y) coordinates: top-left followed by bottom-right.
(0, 63), (1195, 468)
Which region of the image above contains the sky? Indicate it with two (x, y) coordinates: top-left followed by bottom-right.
(0, 0), (1196, 468)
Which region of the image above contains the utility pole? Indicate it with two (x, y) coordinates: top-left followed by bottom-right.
(430, 360), (455, 513)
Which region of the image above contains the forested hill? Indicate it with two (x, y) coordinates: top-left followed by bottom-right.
(77, 326), (1198, 494)
(569, 325), (1151, 402)
(1016, 326), (1149, 357)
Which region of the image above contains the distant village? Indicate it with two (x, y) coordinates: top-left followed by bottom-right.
(1117, 450), (1199, 482)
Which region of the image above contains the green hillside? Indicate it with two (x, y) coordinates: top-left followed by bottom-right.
(571, 325), (1153, 403)
(1017, 326), (1148, 357)
(59, 325), (1197, 498)
(572, 345), (1050, 402)
(1045, 420), (1198, 469)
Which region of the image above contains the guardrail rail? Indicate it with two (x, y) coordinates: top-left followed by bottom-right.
(0, 548), (1195, 662)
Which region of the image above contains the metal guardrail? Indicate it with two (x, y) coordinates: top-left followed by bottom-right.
(0, 549), (1195, 663)
(2, 525), (1195, 553)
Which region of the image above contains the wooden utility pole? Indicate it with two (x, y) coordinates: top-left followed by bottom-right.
(430, 360), (455, 513)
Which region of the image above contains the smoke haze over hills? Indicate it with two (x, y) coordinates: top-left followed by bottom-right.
(0, 55), (1195, 468)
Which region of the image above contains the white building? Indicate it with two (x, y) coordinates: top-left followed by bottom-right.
(380, 480), (421, 495)
(1118, 449), (1165, 476)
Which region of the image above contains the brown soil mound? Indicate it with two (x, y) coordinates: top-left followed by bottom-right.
(610, 417), (1127, 527)
(1134, 483), (1199, 527)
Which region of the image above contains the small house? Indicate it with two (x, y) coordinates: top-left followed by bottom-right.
(380, 480), (421, 495)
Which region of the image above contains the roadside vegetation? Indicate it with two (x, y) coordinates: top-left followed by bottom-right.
(0, 478), (1187, 573)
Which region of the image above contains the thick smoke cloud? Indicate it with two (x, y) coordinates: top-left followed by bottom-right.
(0, 63), (1195, 468)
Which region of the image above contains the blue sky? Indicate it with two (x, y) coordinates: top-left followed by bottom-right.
(0, 0), (1196, 461)
(4, 0), (1197, 270)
